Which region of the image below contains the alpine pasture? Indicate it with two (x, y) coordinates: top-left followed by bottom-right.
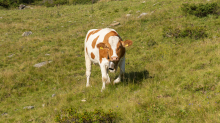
(1, 0), (220, 122)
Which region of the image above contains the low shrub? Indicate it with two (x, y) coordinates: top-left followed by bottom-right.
(0, 0), (98, 8)
(163, 26), (207, 40)
(0, 0), (39, 9)
(181, 2), (219, 17)
(55, 108), (117, 123)
(42, 0), (99, 7)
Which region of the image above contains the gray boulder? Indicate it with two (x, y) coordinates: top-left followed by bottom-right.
(19, 4), (26, 10)
(22, 31), (32, 36)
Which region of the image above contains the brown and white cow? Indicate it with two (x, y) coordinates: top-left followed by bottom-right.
(84, 28), (132, 91)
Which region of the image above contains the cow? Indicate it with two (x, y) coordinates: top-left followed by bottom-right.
(84, 28), (133, 91)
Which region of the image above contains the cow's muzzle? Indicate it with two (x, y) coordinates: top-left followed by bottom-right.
(111, 56), (119, 61)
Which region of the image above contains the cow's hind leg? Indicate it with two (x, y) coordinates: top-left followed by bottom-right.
(114, 57), (125, 84)
(85, 50), (92, 87)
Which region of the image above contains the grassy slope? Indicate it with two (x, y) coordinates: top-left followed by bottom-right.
(1, 0), (220, 122)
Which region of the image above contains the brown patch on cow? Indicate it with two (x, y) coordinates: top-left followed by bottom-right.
(113, 41), (125, 69)
(86, 29), (102, 41)
(117, 41), (125, 58)
(92, 36), (99, 49)
(93, 29), (102, 34)
(99, 48), (109, 63)
(103, 31), (118, 44)
(91, 52), (95, 59)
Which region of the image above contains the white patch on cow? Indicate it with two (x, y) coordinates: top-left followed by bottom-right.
(109, 36), (119, 57)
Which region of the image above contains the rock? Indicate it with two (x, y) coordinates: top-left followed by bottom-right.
(110, 22), (120, 27)
(33, 61), (52, 68)
(138, 13), (148, 18)
(0, 17), (2, 19)
(28, 119), (33, 122)
(81, 99), (86, 102)
(42, 104), (45, 107)
(8, 54), (14, 58)
(151, 11), (155, 14)
(25, 6), (33, 9)
(19, 4), (26, 10)
(23, 106), (34, 109)
(126, 14), (131, 17)
(45, 54), (50, 56)
(52, 94), (56, 97)
(1, 112), (8, 116)
(142, 1), (146, 3)
(136, 10), (140, 13)
(22, 31), (32, 36)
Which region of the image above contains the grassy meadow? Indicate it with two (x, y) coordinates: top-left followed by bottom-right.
(1, 0), (220, 122)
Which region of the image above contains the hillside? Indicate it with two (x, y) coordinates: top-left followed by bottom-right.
(1, 0), (220, 122)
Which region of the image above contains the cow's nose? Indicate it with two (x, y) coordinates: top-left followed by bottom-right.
(111, 56), (118, 61)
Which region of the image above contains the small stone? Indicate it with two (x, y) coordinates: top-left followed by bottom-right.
(45, 54), (50, 56)
(136, 10), (140, 13)
(1, 112), (8, 116)
(23, 106), (34, 109)
(33, 61), (52, 68)
(0, 17), (2, 19)
(22, 31), (32, 36)
(28, 119), (33, 122)
(52, 94), (56, 97)
(110, 22), (120, 27)
(42, 104), (45, 107)
(126, 14), (131, 17)
(81, 99), (86, 102)
(8, 54), (14, 58)
(142, 1), (146, 3)
(138, 13), (148, 18)
(151, 11), (155, 14)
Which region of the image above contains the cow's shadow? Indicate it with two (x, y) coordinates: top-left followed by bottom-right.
(112, 70), (151, 86)
(123, 70), (150, 84)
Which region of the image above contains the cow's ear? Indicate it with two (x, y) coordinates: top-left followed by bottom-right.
(122, 40), (133, 47)
(97, 42), (109, 50)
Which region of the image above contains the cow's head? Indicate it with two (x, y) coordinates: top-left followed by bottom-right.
(97, 36), (132, 71)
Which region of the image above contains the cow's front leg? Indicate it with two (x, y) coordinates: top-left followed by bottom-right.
(85, 50), (92, 87)
(114, 57), (125, 84)
(106, 72), (111, 84)
(100, 65), (108, 92)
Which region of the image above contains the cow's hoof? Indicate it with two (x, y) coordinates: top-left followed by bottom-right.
(106, 80), (111, 85)
(113, 78), (121, 84)
(86, 84), (90, 87)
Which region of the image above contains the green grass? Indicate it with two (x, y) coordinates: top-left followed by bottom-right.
(1, 0), (220, 122)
